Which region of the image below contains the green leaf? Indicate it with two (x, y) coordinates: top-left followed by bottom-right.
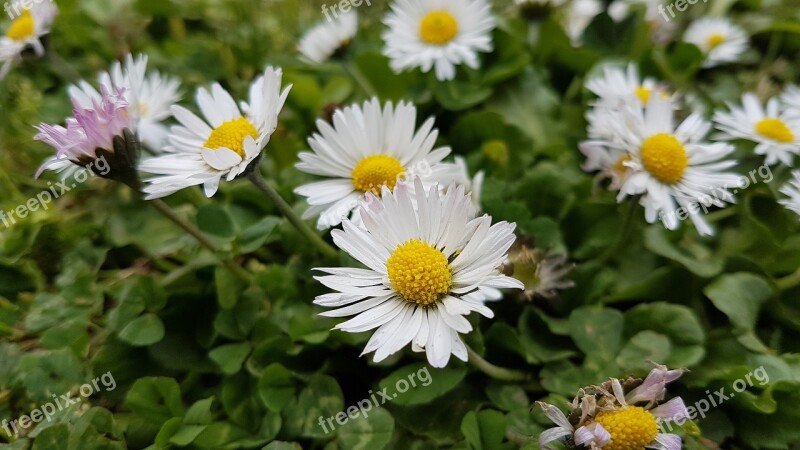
(209, 342), (252, 375)
(118, 313), (165, 347)
(460, 409), (507, 450)
(124, 377), (185, 425)
(616, 331), (672, 372)
(283, 374), (344, 438)
(377, 363), (466, 406)
(704, 273), (774, 331)
(258, 363), (297, 413)
(644, 226), (723, 278)
(262, 442), (302, 450)
(568, 306), (624, 365)
(485, 384), (530, 412)
(215, 265), (246, 310)
(197, 204), (236, 240)
(624, 302), (706, 367)
(336, 407), (394, 450)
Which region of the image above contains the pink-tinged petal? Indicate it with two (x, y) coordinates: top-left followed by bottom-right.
(539, 426), (573, 450)
(652, 433), (682, 450)
(626, 364), (686, 405)
(650, 397), (689, 422)
(574, 422), (611, 447)
(536, 402), (572, 430)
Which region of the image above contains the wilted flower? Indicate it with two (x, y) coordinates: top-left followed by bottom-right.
(505, 242), (574, 301)
(35, 86), (140, 188)
(538, 363), (689, 450)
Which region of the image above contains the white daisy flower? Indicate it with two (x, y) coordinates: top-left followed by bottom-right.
(139, 66), (291, 199)
(429, 156), (484, 210)
(294, 98), (452, 230)
(586, 63), (670, 109)
(68, 54), (181, 151)
(780, 171), (800, 218)
(684, 17), (749, 68)
(713, 93), (800, 166)
(608, 96), (741, 235)
(298, 11), (358, 64)
(0, 1), (57, 79)
(313, 177), (523, 368)
(382, 0), (495, 81)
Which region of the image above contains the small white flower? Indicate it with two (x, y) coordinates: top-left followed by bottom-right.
(0, 1), (57, 79)
(684, 17), (749, 68)
(313, 177), (523, 368)
(607, 96), (741, 235)
(780, 171), (800, 218)
(382, 0), (495, 81)
(298, 11), (358, 64)
(139, 66), (291, 199)
(295, 98), (451, 230)
(607, 0), (677, 44)
(68, 54), (181, 151)
(586, 63), (670, 109)
(780, 84), (800, 120)
(713, 93), (800, 166)
(430, 156), (484, 210)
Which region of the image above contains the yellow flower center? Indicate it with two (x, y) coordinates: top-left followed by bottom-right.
(755, 118), (794, 143)
(592, 407), (660, 450)
(419, 11), (459, 45)
(351, 154), (405, 195)
(635, 87), (652, 104)
(706, 33), (725, 49)
(640, 133), (688, 184)
(5, 9), (35, 41)
(203, 117), (258, 158)
(387, 239), (452, 306)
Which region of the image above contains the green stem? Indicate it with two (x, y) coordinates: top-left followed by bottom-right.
(247, 170), (338, 259)
(343, 60), (378, 98)
(467, 346), (528, 382)
(148, 199), (251, 281)
(776, 267), (800, 292)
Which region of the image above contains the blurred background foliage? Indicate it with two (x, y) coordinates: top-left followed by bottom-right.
(1, 0), (800, 449)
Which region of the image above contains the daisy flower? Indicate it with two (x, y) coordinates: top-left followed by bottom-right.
(684, 17), (749, 68)
(429, 156), (484, 210)
(506, 243), (574, 301)
(313, 177), (523, 368)
(607, 0), (677, 44)
(713, 93), (800, 166)
(382, 0), (495, 81)
(35, 86), (138, 186)
(0, 1), (57, 79)
(538, 364), (689, 450)
(563, 0), (603, 46)
(609, 96), (741, 235)
(294, 98), (451, 230)
(139, 66), (291, 199)
(298, 11), (357, 64)
(586, 64), (670, 109)
(780, 171), (800, 218)
(68, 54), (181, 151)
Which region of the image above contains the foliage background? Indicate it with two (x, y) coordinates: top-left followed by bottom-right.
(1, 0), (800, 449)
